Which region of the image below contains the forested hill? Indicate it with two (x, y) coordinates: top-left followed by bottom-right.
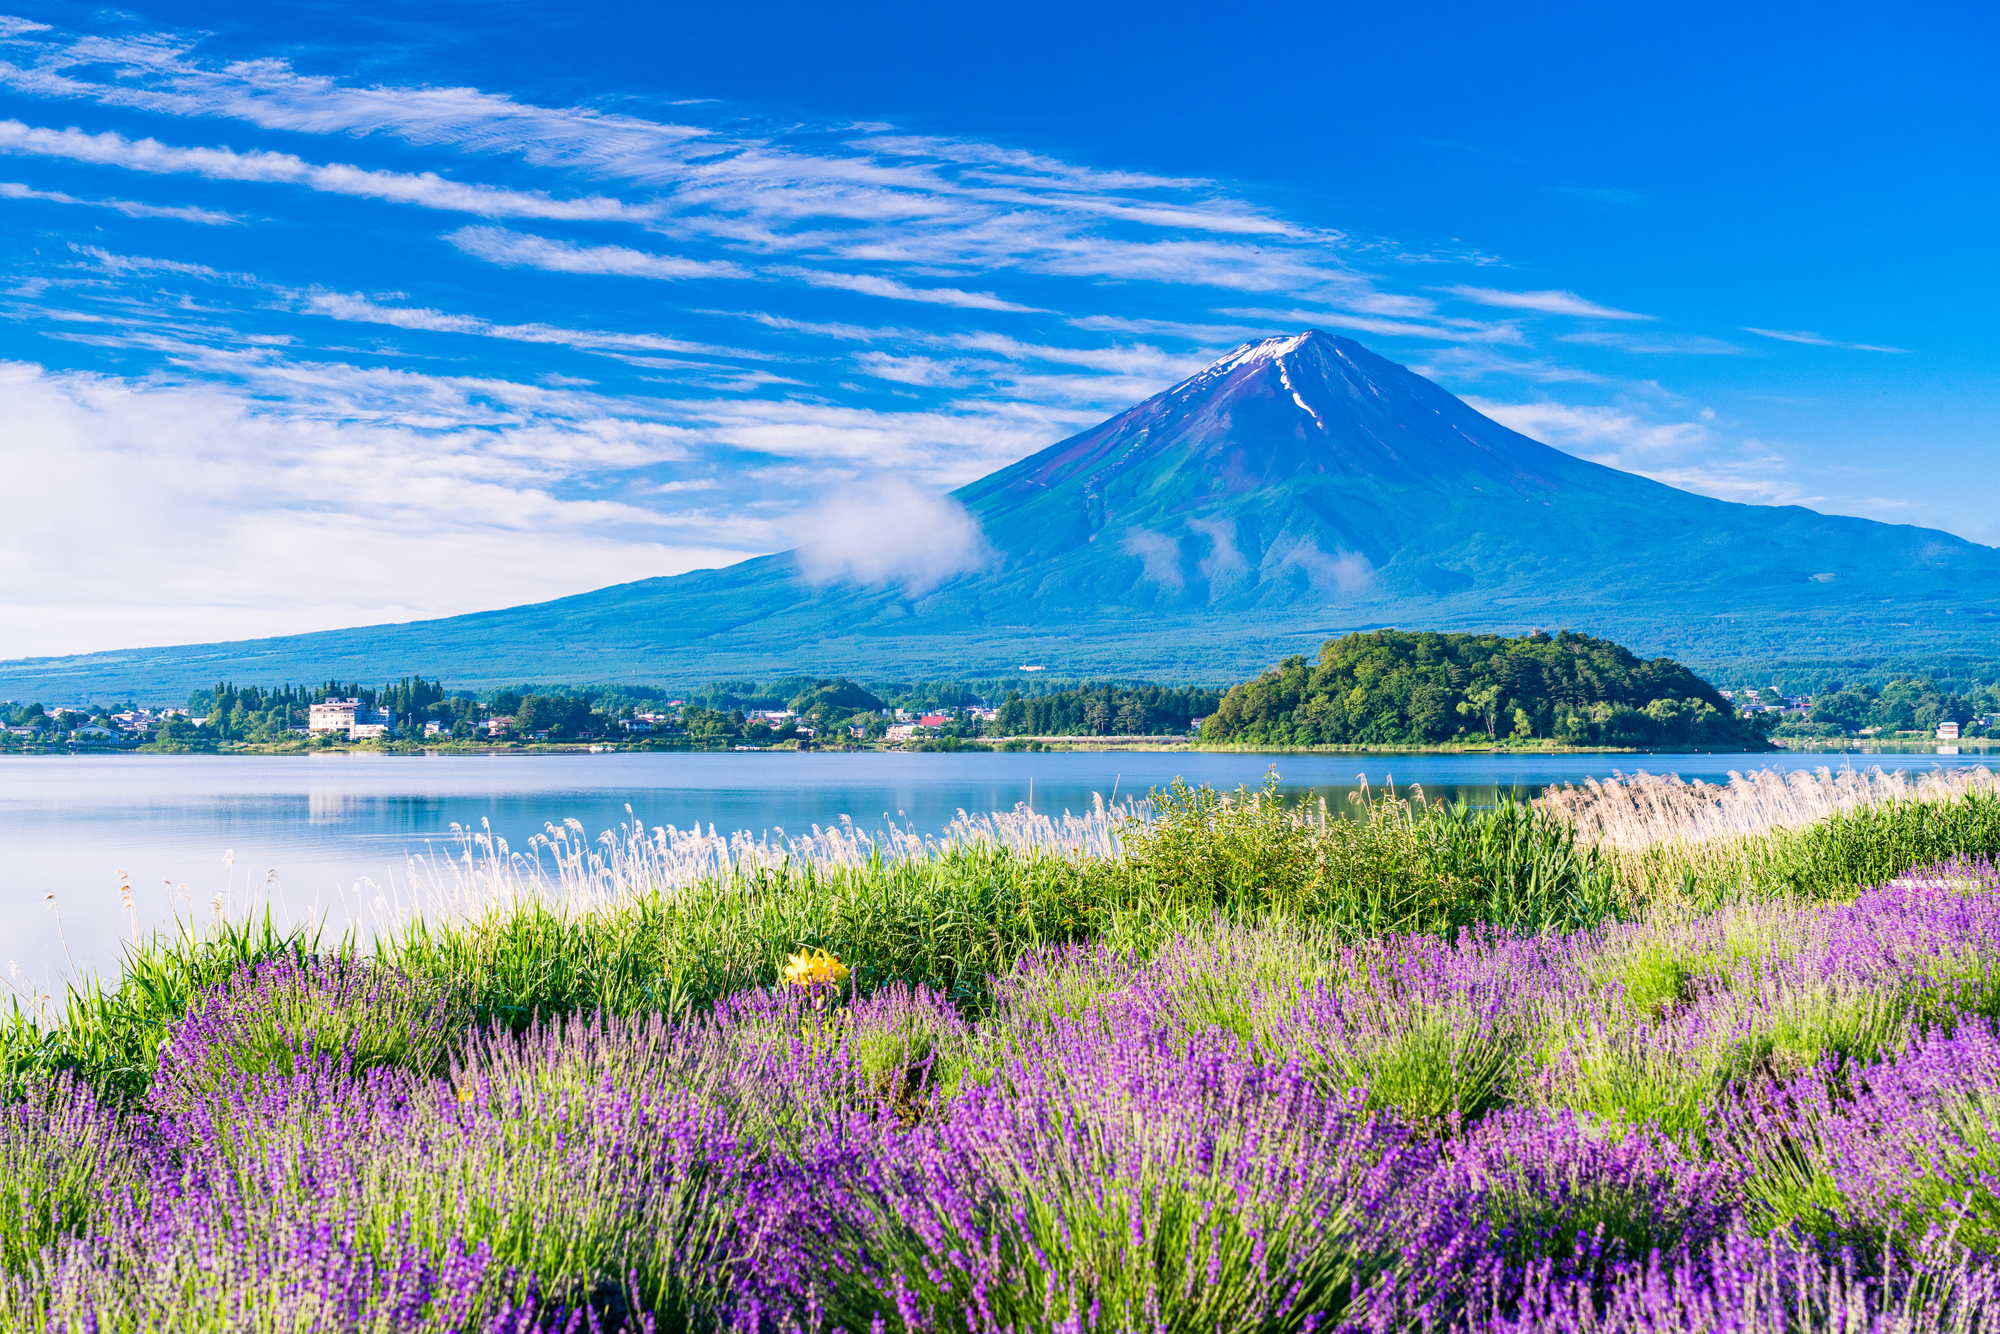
(1201, 630), (1770, 750)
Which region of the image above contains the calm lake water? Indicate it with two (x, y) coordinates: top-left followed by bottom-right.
(3, 747), (1992, 987)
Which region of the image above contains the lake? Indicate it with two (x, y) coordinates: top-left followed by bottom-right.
(3, 746), (1991, 987)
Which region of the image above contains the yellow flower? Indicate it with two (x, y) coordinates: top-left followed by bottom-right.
(782, 946), (850, 988)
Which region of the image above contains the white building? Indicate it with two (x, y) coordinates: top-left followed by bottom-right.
(308, 699), (362, 735)
(1938, 721), (1962, 741)
(309, 698), (395, 739)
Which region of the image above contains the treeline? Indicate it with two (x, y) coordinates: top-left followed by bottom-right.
(1202, 629), (1767, 749)
(684, 675), (1117, 715)
(1798, 678), (1990, 738)
(1709, 655), (2000, 701)
(994, 684), (1222, 737)
(188, 677), (463, 742)
(0, 702), (123, 739)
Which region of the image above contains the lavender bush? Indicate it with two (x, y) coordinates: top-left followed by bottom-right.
(6, 860), (2000, 1330)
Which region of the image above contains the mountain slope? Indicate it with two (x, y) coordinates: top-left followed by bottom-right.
(7, 331), (1998, 700)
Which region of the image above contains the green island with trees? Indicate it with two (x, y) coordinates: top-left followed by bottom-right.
(1199, 629), (1773, 750)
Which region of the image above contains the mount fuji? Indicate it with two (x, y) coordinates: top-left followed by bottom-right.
(8, 331), (1999, 698)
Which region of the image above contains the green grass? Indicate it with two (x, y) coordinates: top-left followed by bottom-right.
(13, 783), (2000, 1106)
(2, 911), (331, 1098)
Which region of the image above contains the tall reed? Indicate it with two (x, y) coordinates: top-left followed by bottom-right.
(1542, 764), (1999, 851)
(1542, 766), (2000, 906)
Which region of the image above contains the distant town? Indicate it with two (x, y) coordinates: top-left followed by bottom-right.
(0, 676), (1226, 754)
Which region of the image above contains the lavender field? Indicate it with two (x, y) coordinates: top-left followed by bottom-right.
(8, 768), (2000, 1332)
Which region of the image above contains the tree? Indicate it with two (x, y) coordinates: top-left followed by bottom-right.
(1809, 689), (1870, 732)
(1115, 700), (1149, 734)
(1408, 685), (1454, 740)
(1456, 684), (1503, 739)
(789, 678), (887, 715)
(1084, 700), (1112, 734)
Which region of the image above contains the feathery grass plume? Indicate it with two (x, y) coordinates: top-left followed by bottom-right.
(1539, 765), (2000, 906)
(1542, 765), (2000, 851)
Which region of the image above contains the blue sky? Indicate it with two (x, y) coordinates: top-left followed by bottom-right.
(0, 0), (1989, 658)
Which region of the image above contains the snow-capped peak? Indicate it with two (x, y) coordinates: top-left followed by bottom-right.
(1211, 332), (1314, 374)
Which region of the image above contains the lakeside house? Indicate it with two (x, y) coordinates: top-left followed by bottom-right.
(309, 697), (396, 739)
(307, 698), (361, 735)
(1939, 721), (1962, 740)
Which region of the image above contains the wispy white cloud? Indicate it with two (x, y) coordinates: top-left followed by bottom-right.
(931, 331), (1197, 378)
(69, 244), (255, 282)
(444, 225), (748, 279)
(769, 265), (1041, 312)
(1561, 330), (1743, 355)
(795, 480), (991, 592)
(1444, 285), (1655, 320)
(0, 119), (657, 220)
(299, 289), (764, 360)
(1120, 529), (1185, 590)
(0, 178), (236, 222)
(1187, 516), (1249, 585)
(447, 226), (1051, 311)
(1266, 537), (1372, 595)
(1218, 307), (1525, 344)
(1468, 398), (1709, 455)
(0, 358), (759, 656)
(1408, 346), (1609, 384)
(1465, 396), (1814, 507)
(853, 352), (975, 387)
(0, 34), (1362, 298)
(639, 393), (1085, 480)
(1066, 314), (1268, 342)
(1744, 327), (1908, 353)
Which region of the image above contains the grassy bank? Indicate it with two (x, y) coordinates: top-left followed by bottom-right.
(8, 766), (2000, 1330)
(15, 772), (2000, 1098)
